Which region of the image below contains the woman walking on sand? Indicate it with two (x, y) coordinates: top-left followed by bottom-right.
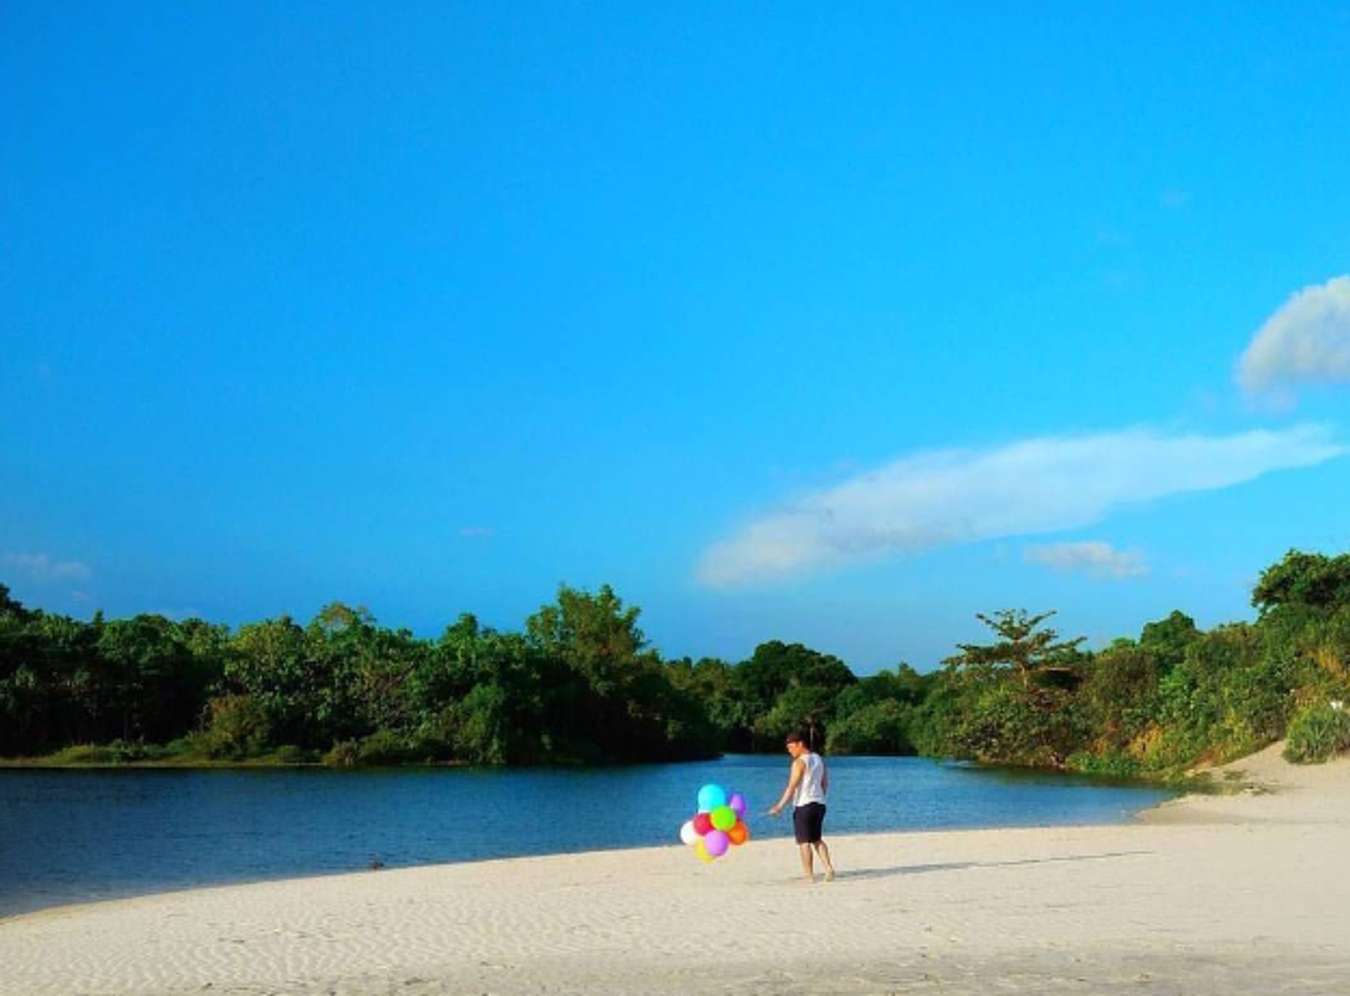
(768, 730), (836, 883)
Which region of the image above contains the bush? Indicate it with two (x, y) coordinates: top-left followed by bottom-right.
(1283, 703), (1350, 764)
(45, 743), (117, 764)
(323, 739), (359, 767)
(201, 694), (273, 758)
(162, 733), (213, 761)
(1065, 749), (1141, 778)
(269, 744), (310, 764)
(412, 708), (457, 762)
(1148, 624), (1295, 767)
(44, 740), (168, 764)
(449, 683), (512, 764)
(107, 739), (170, 763)
(935, 677), (1081, 767)
(356, 729), (418, 765)
(1073, 645), (1162, 752)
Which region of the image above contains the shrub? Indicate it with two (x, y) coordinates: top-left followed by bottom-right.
(1073, 645), (1162, 751)
(449, 683), (511, 764)
(45, 743), (117, 765)
(107, 739), (169, 763)
(356, 729), (418, 765)
(269, 744), (310, 764)
(44, 741), (170, 764)
(936, 677), (1082, 767)
(1065, 749), (1141, 779)
(201, 694), (273, 758)
(1283, 703), (1350, 764)
(412, 708), (457, 761)
(321, 739), (357, 766)
(162, 733), (212, 760)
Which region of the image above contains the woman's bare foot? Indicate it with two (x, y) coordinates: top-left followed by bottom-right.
(824, 870), (836, 882)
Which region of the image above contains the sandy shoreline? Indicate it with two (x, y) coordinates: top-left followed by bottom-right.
(4, 745), (1348, 995)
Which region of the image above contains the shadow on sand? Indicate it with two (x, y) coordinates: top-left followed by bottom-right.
(833, 850), (1153, 882)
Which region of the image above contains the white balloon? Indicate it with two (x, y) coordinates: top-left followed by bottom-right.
(679, 819), (698, 846)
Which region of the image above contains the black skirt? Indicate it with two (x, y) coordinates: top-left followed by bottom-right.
(792, 801), (826, 843)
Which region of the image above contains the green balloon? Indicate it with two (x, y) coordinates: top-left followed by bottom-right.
(710, 804), (737, 831)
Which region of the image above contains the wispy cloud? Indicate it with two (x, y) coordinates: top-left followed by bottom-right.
(1024, 541), (1147, 580)
(2, 552), (93, 584)
(696, 425), (1343, 587)
(1237, 275), (1350, 399)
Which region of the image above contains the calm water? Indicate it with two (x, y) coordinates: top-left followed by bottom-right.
(0, 755), (1171, 918)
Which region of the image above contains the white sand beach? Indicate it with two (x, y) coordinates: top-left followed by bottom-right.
(3, 745), (1348, 995)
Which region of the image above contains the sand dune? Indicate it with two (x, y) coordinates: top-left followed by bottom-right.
(3, 747), (1348, 995)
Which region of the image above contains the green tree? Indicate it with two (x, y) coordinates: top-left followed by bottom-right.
(733, 641), (855, 748)
(1073, 643), (1162, 756)
(1253, 550), (1350, 615)
(666, 656), (746, 748)
(226, 616), (313, 747)
(938, 610), (1088, 766)
(201, 693), (273, 758)
(525, 584), (715, 762)
(833, 664), (927, 718)
(526, 584), (645, 695)
(946, 610), (1085, 691)
(97, 614), (207, 743)
(755, 683), (839, 748)
(1139, 610), (1201, 670)
(0, 583), (30, 620)
(827, 700), (914, 755)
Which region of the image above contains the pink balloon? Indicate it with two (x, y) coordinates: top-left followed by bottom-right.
(704, 829), (730, 857)
(728, 792), (746, 816)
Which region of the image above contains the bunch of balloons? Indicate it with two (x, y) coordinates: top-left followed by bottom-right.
(678, 783), (749, 863)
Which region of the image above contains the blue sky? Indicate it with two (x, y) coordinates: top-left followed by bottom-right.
(4, 3), (1350, 672)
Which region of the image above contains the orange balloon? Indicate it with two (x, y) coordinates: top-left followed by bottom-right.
(727, 821), (749, 846)
(694, 839), (715, 863)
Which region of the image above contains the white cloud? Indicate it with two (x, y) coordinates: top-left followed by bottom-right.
(696, 425), (1343, 587)
(1237, 275), (1350, 397)
(1024, 541), (1147, 580)
(2, 552), (92, 584)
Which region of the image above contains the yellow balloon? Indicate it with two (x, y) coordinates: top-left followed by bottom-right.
(694, 839), (714, 863)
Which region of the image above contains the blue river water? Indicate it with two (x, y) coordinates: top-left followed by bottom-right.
(0, 754), (1172, 918)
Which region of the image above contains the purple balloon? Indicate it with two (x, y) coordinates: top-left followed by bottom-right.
(728, 792), (746, 817)
(704, 829), (730, 857)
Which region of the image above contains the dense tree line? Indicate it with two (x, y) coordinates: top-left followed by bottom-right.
(2, 549), (1349, 770)
(914, 550), (1350, 772)
(0, 585), (717, 765)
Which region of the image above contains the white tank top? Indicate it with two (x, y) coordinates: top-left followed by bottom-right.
(794, 752), (827, 807)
